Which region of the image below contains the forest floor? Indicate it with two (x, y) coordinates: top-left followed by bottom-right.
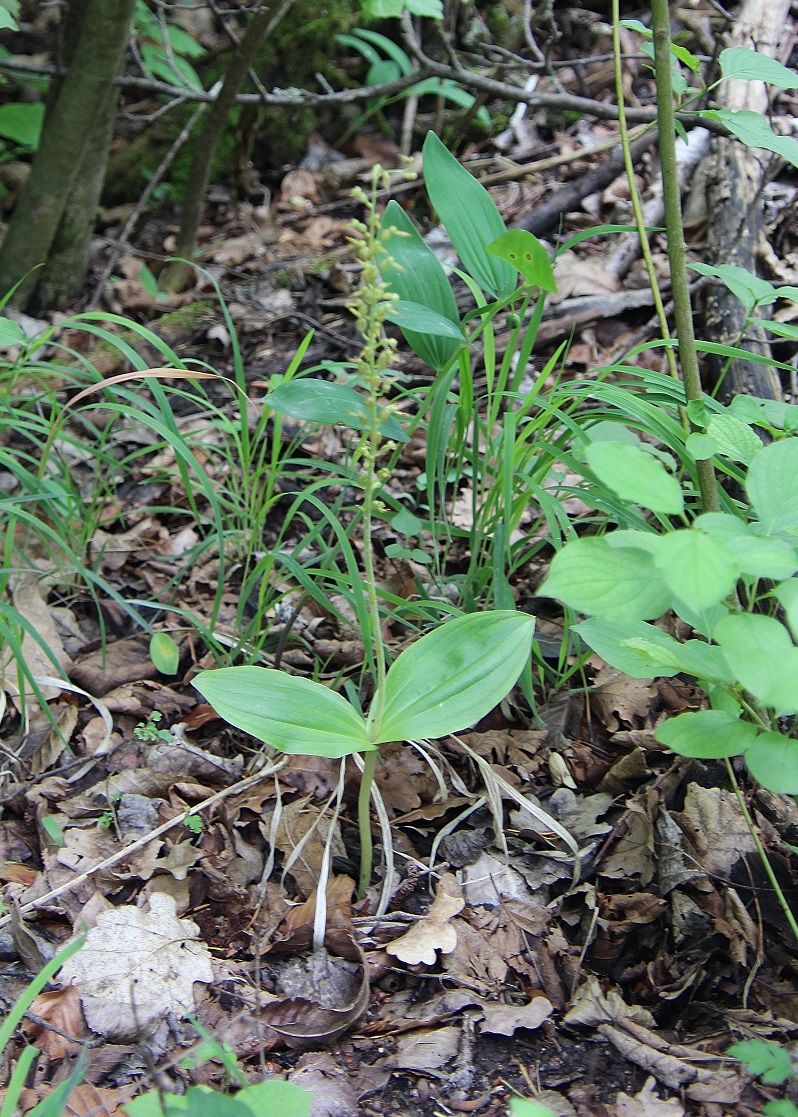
(3, 7), (798, 1117)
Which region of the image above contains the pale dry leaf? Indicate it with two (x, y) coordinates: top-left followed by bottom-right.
(59, 892), (213, 1039)
(1, 573), (71, 707)
(672, 784), (757, 876)
(384, 1025), (461, 1074)
(480, 996), (553, 1036)
(386, 872), (464, 965)
(591, 665), (657, 732)
(615, 1076), (685, 1116)
(552, 250), (622, 300)
(564, 974), (656, 1028)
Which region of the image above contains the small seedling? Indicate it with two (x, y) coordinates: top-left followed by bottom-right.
(133, 711), (172, 743)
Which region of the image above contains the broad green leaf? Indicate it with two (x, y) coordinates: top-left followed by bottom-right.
(486, 230), (556, 292)
(193, 667), (373, 758)
(689, 261), (775, 311)
(423, 131), (517, 298)
(686, 432), (717, 460)
(747, 438), (798, 543)
(150, 632), (179, 675)
(0, 9), (17, 29)
(367, 58), (400, 86)
(719, 47), (798, 90)
(701, 109), (798, 169)
(267, 379), (408, 442)
(655, 709), (758, 759)
(374, 610), (535, 743)
(652, 530), (740, 612)
(385, 299), (465, 341)
(360, 0), (443, 16)
(745, 732), (798, 794)
(509, 1100), (557, 1117)
(583, 441), (684, 514)
(696, 513), (798, 580)
(352, 28), (413, 76)
(406, 78), (492, 128)
(730, 394), (798, 433)
(0, 102), (44, 146)
(236, 1081), (313, 1117)
(703, 414), (764, 464)
(576, 617), (732, 683)
(539, 537), (672, 621)
(774, 578), (798, 639)
(0, 316), (27, 347)
(715, 613), (798, 714)
(380, 200), (462, 372)
(727, 1040), (795, 1085)
(335, 34), (380, 65)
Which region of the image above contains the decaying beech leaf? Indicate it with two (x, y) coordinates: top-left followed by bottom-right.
(261, 928), (369, 1048)
(386, 872), (464, 966)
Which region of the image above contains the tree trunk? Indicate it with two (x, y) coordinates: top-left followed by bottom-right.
(163, 0), (292, 292)
(700, 0), (789, 402)
(0, 0), (135, 309)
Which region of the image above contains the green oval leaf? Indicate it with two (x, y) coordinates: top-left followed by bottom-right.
(715, 613), (798, 714)
(584, 441), (684, 514)
(385, 300), (465, 341)
(266, 379), (408, 442)
(576, 617), (733, 683)
(652, 530), (740, 613)
(486, 230), (556, 291)
(193, 667), (372, 758)
(747, 438), (798, 543)
(655, 710), (759, 759)
(150, 632), (180, 675)
(373, 610), (535, 743)
(745, 732), (798, 794)
(0, 102), (44, 146)
(719, 47), (798, 90)
(539, 537), (672, 621)
(380, 200), (462, 372)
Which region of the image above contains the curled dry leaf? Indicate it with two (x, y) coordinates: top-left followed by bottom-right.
(58, 892), (213, 1039)
(386, 872), (464, 966)
(261, 928), (370, 1048)
(24, 986), (86, 1058)
(480, 995), (553, 1036)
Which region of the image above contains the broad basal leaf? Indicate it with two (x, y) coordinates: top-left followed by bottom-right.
(267, 379), (408, 442)
(373, 610), (535, 743)
(380, 200), (462, 372)
(423, 131), (517, 298)
(194, 667), (372, 757)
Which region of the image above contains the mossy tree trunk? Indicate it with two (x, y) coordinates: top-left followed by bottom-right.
(0, 0), (136, 310)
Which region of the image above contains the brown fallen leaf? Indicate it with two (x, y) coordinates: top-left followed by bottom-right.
(386, 872), (464, 965)
(480, 996), (553, 1036)
(23, 986), (86, 1059)
(614, 1076), (684, 1116)
(261, 928), (370, 1048)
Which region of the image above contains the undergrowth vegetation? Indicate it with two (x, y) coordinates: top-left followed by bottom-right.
(2, 3), (798, 1114)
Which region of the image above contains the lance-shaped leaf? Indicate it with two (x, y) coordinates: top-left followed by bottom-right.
(423, 130), (517, 298)
(372, 610), (535, 743)
(380, 200), (462, 372)
(194, 667), (373, 758)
